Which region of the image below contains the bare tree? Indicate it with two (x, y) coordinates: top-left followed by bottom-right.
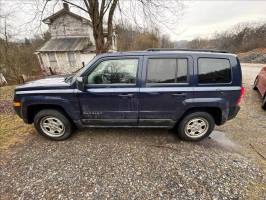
(55, 0), (118, 54)
(185, 21), (266, 54)
(0, 17), (22, 83)
(0, 14), (42, 84)
(160, 34), (175, 48)
(40, 0), (183, 54)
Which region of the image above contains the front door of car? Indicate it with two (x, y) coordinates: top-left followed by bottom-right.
(139, 55), (193, 127)
(77, 56), (142, 126)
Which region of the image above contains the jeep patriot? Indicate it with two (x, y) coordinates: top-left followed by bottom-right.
(13, 49), (244, 141)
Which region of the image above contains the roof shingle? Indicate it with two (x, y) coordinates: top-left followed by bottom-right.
(37, 37), (95, 52)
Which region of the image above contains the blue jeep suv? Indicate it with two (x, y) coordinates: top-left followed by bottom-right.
(13, 49), (244, 141)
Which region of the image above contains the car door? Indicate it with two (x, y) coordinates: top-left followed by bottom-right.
(77, 56), (142, 126)
(139, 55), (193, 127)
(257, 67), (266, 96)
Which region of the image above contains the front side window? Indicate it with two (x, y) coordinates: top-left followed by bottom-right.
(87, 59), (138, 84)
(146, 58), (188, 84)
(198, 58), (231, 84)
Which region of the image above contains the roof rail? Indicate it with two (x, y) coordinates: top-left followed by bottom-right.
(145, 48), (229, 53)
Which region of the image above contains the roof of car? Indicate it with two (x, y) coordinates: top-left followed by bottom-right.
(100, 49), (236, 58)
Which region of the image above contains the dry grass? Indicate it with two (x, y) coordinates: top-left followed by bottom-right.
(0, 86), (33, 151)
(0, 114), (32, 150)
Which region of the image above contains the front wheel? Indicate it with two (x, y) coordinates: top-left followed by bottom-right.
(34, 109), (73, 140)
(177, 112), (215, 141)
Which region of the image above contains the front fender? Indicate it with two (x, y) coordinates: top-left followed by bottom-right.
(20, 95), (80, 123)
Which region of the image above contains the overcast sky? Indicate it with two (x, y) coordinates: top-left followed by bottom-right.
(173, 0), (266, 40)
(0, 0), (266, 41)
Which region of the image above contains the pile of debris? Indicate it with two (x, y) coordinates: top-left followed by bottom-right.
(238, 48), (266, 64)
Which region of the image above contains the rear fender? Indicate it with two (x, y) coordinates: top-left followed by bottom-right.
(178, 98), (229, 124)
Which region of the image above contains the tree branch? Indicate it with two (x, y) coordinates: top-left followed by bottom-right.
(62, 0), (88, 13)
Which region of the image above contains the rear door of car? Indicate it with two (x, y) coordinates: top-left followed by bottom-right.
(138, 54), (193, 127)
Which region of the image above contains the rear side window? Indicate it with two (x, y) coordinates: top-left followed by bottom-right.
(198, 58), (231, 84)
(146, 58), (188, 84)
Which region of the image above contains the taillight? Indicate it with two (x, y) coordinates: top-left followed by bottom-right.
(237, 86), (244, 105)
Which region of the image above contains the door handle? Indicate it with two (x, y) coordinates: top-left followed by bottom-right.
(118, 94), (134, 97)
(171, 93), (186, 97)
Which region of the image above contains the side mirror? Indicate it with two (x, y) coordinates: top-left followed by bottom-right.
(76, 76), (85, 91)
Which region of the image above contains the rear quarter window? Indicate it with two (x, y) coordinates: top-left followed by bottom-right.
(198, 58), (231, 84)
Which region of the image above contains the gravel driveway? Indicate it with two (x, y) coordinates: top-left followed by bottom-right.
(0, 64), (265, 199)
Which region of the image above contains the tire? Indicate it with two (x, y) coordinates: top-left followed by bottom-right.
(253, 77), (258, 90)
(177, 112), (215, 141)
(262, 94), (266, 110)
(34, 109), (73, 140)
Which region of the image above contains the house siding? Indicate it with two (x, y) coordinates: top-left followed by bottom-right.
(40, 52), (96, 74)
(37, 5), (116, 74)
(49, 14), (94, 44)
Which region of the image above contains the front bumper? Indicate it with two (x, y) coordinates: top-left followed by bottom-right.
(13, 105), (22, 118)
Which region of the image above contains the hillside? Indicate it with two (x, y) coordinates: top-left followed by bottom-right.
(238, 48), (266, 64)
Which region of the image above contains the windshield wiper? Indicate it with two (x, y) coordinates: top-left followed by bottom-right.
(64, 74), (73, 83)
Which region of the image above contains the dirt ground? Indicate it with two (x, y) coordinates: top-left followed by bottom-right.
(0, 63), (265, 199)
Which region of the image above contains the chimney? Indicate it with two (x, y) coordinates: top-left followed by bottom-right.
(63, 3), (69, 11)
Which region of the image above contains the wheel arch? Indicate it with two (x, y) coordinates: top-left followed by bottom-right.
(25, 104), (74, 125)
(175, 107), (223, 128)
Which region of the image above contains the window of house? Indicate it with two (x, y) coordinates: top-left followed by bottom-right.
(198, 58), (231, 84)
(146, 58), (188, 84)
(67, 52), (76, 67)
(48, 52), (58, 67)
(87, 59), (138, 84)
(37, 54), (44, 67)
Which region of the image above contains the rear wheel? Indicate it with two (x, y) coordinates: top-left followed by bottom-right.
(34, 109), (73, 140)
(177, 112), (215, 141)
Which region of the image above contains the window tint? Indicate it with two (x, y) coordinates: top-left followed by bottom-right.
(198, 58), (231, 84)
(87, 59), (138, 84)
(147, 58), (188, 84)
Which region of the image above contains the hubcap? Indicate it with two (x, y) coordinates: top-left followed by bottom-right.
(40, 116), (65, 137)
(185, 117), (209, 138)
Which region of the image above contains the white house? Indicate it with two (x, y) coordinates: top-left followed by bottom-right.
(36, 3), (117, 74)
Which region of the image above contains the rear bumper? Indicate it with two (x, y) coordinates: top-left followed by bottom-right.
(219, 106), (240, 125)
(228, 105), (240, 120)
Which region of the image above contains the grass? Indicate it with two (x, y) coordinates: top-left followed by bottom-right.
(0, 86), (32, 150)
(0, 115), (32, 150)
